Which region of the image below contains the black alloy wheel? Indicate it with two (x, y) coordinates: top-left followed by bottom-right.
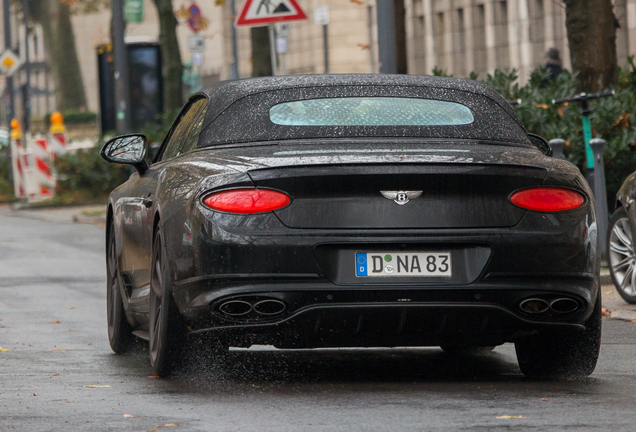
(608, 207), (636, 304)
(149, 227), (184, 377)
(514, 290), (601, 379)
(106, 222), (134, 353)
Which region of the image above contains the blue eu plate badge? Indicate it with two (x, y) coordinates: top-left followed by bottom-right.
(356, 253), (368, 276)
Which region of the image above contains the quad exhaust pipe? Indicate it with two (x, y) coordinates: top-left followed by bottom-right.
(217, 298), (286, 317)
(519, 297), (580, 314)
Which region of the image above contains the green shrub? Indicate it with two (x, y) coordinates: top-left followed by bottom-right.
(481, 65), (636, 209)
(45, 110), (98, 125)
(53, 143), (131, 198)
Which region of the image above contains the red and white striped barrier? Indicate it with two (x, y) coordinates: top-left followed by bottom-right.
(48, 133), (67, 156)
(10, 135), (26, 198)
(30, 135), (56, 200)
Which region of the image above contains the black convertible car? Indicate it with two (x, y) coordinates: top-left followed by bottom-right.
(102, 74), (600, 378)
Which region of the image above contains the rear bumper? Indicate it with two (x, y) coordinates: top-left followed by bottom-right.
(176, 275), (598, 348)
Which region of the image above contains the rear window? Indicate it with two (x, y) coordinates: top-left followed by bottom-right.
(269, 97), (474, 126)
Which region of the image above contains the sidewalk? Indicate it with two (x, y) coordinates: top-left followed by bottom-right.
(2, 203), (107, 226)
(601, 283), (636, 322)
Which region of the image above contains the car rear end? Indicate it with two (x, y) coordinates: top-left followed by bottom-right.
(170, 76), (599, 357)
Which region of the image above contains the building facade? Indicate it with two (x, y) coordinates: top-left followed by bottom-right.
(4, 0), (636, 126)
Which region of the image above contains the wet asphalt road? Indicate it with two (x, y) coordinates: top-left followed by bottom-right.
(2, 206), (636, 431)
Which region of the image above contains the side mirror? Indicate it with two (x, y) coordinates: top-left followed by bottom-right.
(100, 134), (149, 175)
(527, 133), (552, 157)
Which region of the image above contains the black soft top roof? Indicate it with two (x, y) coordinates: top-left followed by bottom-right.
(196, 74), (530, 146)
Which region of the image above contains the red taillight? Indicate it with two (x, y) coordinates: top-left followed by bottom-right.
(510, 187), (585, 212)
(202, 188), (291, 213)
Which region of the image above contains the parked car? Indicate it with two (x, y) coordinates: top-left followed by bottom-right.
(101, 74), (601, 379)
(608, 172), (636, 304)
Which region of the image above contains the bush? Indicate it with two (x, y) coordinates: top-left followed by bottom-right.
(482, 66), (636, 210)
(45, 110), (98, 125)
(53, 143), (131, 198)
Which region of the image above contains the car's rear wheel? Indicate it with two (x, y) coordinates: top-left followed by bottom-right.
(149, 227), (184, 377)
(608, 207), (636, 304)
(106, 222), (134, 353)
(514, 291), (601, 379)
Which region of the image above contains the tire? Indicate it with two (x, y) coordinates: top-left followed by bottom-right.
(608, 206), (636, 304)
(107, 222), (134, 354)
(440, 346), (496, 354)
(149, 227), (185, 377)
(515, 291), (601, 379)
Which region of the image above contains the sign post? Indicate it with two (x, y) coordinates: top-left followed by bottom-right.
(314, 5), (329, 73)
(235, 0), (307, 76)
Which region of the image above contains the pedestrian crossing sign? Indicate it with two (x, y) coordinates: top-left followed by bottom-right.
(235, 0), (307, 27)
(0, 50), (22, 76)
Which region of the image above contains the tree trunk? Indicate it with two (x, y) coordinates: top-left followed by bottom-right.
(251, 27), (272, 77)
(394, 0), (407, 74)
(563, 0), (618, 92)
(29, 0), (87, 111)
(152, 0), (183, 112)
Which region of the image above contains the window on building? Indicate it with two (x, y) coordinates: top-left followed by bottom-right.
(412, 0), (426, 74)
(494, 1), (509, 69)
(433, 12), (446, 72)
(473, 4), (487, 76)
(530, 0), (545, 66)
(454, 8), (466, 77)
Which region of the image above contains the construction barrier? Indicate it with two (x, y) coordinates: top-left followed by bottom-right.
(31, 135), (55, 199)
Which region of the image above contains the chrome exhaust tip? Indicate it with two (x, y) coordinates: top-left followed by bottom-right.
(550, 298), (579, 314)
(218, 300), (252, 316)
(519, 298), (550, 314)
(253, 299), (286, 316)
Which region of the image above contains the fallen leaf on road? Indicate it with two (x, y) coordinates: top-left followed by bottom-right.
(49, 321), (61, 324)
(84, 385), (111, 388)
(147, 375), (160, 378)
(602, 291), (614, 295)
(632, 318), (636, 323)
(156, 424), (179, 428)
(50, 374), (60, 376)
(0, 347), (10, 352)
(496, 416), (527, 419)
(52, 350), (65, 353)
(602, 308), (612, 316)
(123, 413), (134, 418)
(541, 398), (548, 401)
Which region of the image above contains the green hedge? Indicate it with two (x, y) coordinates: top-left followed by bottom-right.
(45, 110), (98, 126)
(479, 65), (636, 210)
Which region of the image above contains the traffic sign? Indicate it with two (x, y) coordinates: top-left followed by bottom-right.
(0, 50), (22, 76)
(235, 0), (307, 27)
(314, 5), (329, 25)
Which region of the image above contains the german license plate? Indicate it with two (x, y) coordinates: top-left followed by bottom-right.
(355, 252), (451, 277)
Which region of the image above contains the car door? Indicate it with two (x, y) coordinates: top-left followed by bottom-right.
(118, 98), (208, 307)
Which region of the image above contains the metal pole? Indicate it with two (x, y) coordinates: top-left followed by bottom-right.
(589, 138), (609, 262)
(112, 0), (130, 133)
(21, 0), (30, 132)
(3, 0), (14, 125)
(268, 24), (277, 76)
(230, 0), (239, 80)
(549, 138), (565, 160)
(322, 24), (329, 73)
(376, 0), (397, 74)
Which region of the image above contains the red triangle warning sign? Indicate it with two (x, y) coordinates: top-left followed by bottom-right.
(235, 0), (307, 27)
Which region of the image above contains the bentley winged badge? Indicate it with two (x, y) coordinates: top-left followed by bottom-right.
(380, 191), (423, 205)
